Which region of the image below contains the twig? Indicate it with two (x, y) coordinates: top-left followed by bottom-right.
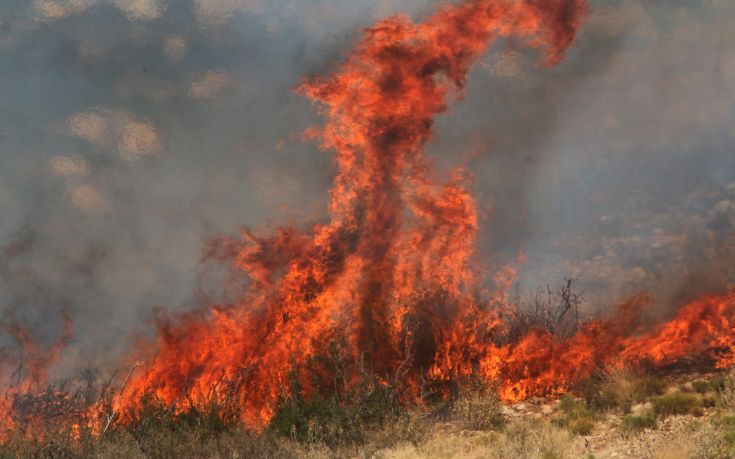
(100, 361), (140, 440)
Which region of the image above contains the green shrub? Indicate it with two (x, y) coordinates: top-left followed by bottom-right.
(692, 380), (710, 393)
(693, 376), (726, 394)
(269, 386), (403, 447)
(651, 392), (701, 417)
(551, 396), (596, 436)
(620, 412), (657, 435)
(268, 361), (404, 448)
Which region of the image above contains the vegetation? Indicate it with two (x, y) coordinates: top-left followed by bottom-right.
(691, 376), (726, 394)
(449, 389), (504, 431)
(718, 371), (735, 410)
(619, 412), (657, 435)
(587, 365), (666, 412)
(551, 395), (597, 435)
(651, 392), (702, 417)
(3, 316), (735, 457)
(4, 371), (735, 457)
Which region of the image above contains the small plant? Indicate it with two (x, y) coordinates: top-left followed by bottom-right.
(693, 376), (726, 394)
(551, 395), (596, 435)
(450, 390), (504, 431)
(718, 371), (735, 410)
(620, 412), (657, 435)
(692, 380), (710, 394)
(268, 340), (406, 447)
(718, 415), (735, 456)
(651, 392), (701, 417)
(589, 366), (666, 412)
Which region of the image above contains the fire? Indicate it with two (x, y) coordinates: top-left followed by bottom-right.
(113, 0), (589, 428)
(0, 316), (72, 441)
(2, 0), (735, 440)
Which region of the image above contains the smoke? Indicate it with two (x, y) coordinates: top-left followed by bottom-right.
(0, 0), (733, 381)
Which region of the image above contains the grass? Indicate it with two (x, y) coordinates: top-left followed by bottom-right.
(717, 415), (735, 456)
(268, 366), (407, 447)
(718, 371), (735, 410)
(587, 366), (666, 412)
(449, 390), (504, 431)
(692, 375), (726, 394)
(651, 392), (702, 417)
(550, 395), (596, 435)
(2, 357), (734, 457)
(620, 412), (657, 435)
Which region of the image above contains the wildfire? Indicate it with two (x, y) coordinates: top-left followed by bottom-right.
(2, 0), (735, 440)
(111, 0), (589, 428)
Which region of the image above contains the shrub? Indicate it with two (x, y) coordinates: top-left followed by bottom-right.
(718, 371), (735, 410)
(551, 396), (596, 436)
(269, 385), (403, 447)
(692, 380), (710, 394)
(693, 376), (726, 394)
(589, 366), (666, 412)
(620, 412), (657, 435)
(450, 390), (504, 431)
(268, 353), (405, 448)
(717, 415), (735, 456)
(651, 392), (701, 417)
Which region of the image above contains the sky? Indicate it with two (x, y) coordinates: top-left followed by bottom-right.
(0, 0), (734, 373)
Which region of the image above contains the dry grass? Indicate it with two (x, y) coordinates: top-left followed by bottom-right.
(718, 370), (735, 410)
(589, 365), (666, 412)
(373, 421), (574, 459)
(5, 360), (735, 457)
(450, 390), (504, 431)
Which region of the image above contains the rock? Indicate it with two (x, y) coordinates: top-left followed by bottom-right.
(541, 404), (554, 415)
(513, 402), (527, 411)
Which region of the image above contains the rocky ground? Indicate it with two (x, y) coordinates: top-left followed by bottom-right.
(369, 371), (733, 459)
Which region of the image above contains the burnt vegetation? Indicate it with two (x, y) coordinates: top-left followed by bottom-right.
(504, 278), (583, 342)
(0, 280), (732, 458)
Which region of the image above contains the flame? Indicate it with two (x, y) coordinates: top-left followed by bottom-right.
(3, 0), (735, 441)
(0, 316), (72, 441)
(110, 0), (588, 428)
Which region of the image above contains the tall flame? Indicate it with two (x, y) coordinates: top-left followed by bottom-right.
(116, 0), (588, 428)
(4, 0), (735, 439)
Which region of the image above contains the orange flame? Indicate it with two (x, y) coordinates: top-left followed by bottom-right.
(116, 0), (589, 428)
(4, 0), (735, 440)
(0, 316), (72, 441)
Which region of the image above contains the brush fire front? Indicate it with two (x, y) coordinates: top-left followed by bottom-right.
(2, 0), (735, 445)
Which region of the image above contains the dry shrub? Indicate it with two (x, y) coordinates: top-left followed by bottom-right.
(481, 421), (574, 459)
(589, 365), (666, 412)
(718, 370), (735, 410)
(648, 418), (727, 459)
(450, 390), (504, 431)
(504, 279), (583, 343)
